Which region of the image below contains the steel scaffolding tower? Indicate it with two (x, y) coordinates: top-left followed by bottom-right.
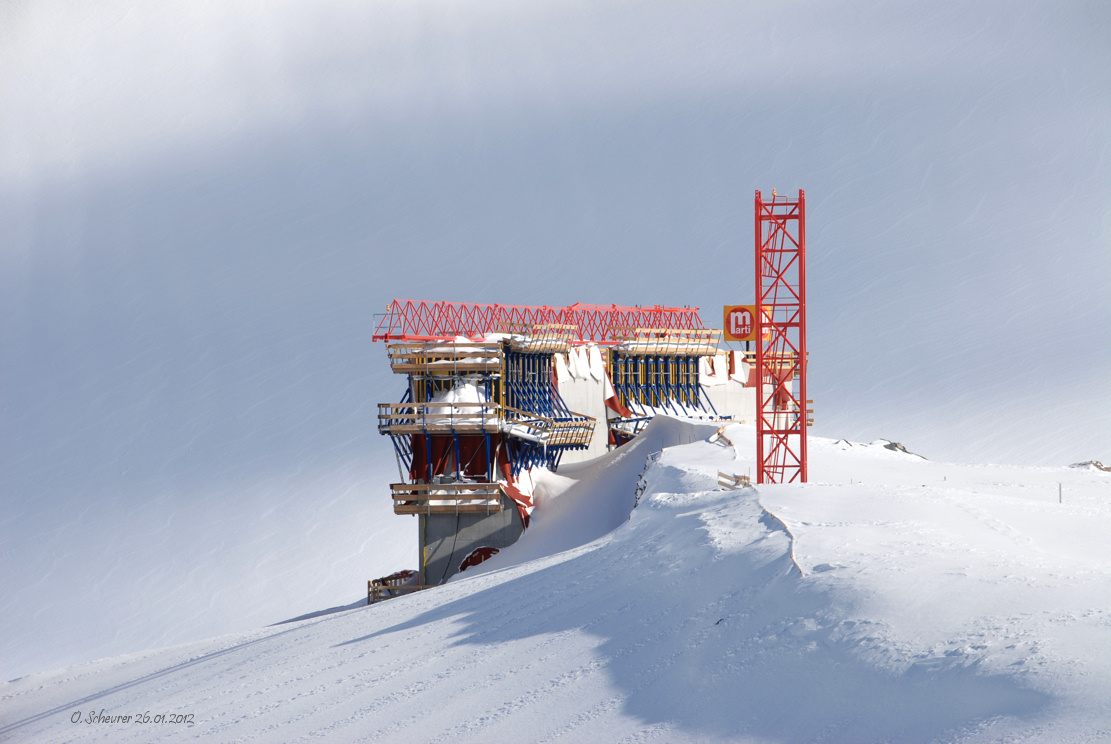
(754, 190), (808, 484)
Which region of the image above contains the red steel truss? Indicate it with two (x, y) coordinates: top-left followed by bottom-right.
(373, 300), (706, 344)
(754, 190), (808, 484)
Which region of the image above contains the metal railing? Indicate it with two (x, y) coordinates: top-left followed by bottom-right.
(379, 402), (595, 447)
(501, 405), (596, 448)
(378, 402), (501, 434)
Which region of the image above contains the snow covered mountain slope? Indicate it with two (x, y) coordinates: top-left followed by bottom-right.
(4, 421), (1108, 743)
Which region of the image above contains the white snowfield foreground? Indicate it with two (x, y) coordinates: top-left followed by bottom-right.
(3, 419), (1109, 743)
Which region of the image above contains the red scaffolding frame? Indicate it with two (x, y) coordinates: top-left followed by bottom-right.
(372, 300), (706, 344)
(754, 190), (808, 484)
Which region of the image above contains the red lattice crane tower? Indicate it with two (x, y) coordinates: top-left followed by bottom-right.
(754, 190), (808, 484)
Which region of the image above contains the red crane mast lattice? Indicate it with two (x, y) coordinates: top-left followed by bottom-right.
(754, 190), (808, 484)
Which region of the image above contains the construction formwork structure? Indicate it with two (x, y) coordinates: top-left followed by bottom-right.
(605, 328), (724, 445)
(372, 301), (738, 585)
(374, 301), (727, 447)
(378, 325), (597, 585)
(754, 190), (809, 484)
(379, 335), (595, 510)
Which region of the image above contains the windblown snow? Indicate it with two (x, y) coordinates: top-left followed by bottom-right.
(4, 419), (1108, 743)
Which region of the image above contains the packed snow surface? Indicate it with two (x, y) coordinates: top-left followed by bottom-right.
(4, 419), (1109, 743)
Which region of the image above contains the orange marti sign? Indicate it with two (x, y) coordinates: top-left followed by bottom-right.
(723, 305), (756, 342)
(724, 305), (773, 342)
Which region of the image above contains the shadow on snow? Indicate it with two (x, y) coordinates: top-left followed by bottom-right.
(341, 499), (1051, 743)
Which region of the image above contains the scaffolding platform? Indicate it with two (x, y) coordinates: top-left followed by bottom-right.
(387, 342), (502, 375)
(378, 402), (501, 435)
(390, 482), (507, 515)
